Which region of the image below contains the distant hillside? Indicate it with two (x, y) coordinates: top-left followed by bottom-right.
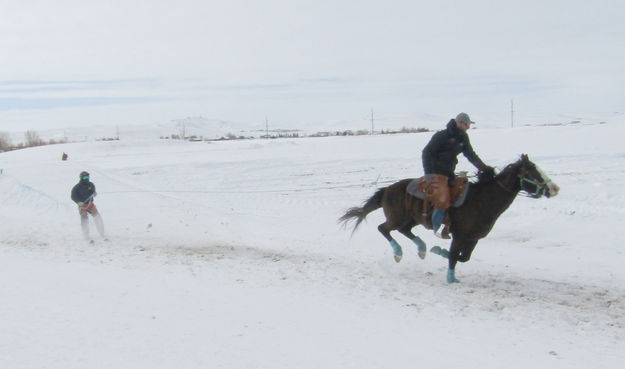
(3, 111), (622, 144)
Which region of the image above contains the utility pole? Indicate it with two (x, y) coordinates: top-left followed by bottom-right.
(265, 116), (269, 139)
(511, 99), (514, 128)
(116, 126), (119, 140)
(370, 108), (374, 135)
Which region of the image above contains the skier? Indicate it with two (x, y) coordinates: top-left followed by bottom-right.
(71, 171), (106, 241)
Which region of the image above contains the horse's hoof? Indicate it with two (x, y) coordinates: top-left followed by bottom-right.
(390, 240), (402, 263)
(446, 269), (460, 283)
(412, 237), (427, 259)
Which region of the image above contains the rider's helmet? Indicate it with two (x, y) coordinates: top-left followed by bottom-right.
(79, 171), (90, 181)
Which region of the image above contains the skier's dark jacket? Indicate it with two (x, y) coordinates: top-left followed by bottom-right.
(422, 119), (486, 179)
(71, 180), (97, 204)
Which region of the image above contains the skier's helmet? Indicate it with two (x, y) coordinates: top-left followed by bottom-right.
(79, 171), (90, 181)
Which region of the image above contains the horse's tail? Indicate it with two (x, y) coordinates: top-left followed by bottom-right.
(338, 188), (385, 235)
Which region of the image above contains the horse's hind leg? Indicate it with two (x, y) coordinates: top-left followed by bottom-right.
(377, 223), (403, 263)
(398, 221), (427, 260)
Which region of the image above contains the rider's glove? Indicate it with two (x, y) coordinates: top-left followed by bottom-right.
(480, 165), (496, 177)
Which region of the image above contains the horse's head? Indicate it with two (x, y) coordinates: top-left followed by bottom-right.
(517, 154), (560, 198)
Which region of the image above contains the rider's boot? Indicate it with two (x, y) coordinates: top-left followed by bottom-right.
(432, 209), (450, 239)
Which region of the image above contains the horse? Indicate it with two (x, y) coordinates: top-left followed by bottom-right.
(339, 154), (560, 283)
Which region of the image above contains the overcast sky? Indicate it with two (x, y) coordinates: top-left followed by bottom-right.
(1, 0), (624, 130)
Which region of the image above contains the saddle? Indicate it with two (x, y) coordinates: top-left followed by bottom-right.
(406, 173), (470, 231)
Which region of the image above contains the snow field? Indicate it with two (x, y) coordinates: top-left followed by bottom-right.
(1, 122), (624, 368)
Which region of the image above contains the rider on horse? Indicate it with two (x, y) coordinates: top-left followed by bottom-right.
(422, 112), (494, 238)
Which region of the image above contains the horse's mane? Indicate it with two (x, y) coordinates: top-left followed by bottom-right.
(474, 158), (524, 185)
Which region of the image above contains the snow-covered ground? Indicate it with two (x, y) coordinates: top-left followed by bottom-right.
(1, 121), (624, 368)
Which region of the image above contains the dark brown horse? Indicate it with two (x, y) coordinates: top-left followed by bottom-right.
(339, 154), (560, 283)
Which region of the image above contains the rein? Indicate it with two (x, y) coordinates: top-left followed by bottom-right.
(496, 178), (516, 193)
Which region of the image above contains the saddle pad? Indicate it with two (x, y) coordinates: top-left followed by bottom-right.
(406, 178), (426, 200)
(406, 178), (471, 208)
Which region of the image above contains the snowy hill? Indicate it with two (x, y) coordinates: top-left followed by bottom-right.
(5, 111), (622, 145)
(1, 122), (624, 368)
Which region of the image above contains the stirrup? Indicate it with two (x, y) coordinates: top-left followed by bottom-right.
(434, 224), (451, 239)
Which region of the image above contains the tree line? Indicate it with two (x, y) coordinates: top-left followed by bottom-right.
(0, 130), (66, 152)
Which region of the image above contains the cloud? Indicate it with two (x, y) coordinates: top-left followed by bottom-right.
(0, 97), (161, 111)
(1, 1), (624, 127)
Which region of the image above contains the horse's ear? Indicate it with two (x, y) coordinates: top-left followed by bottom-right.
(521, 154), (529, 163)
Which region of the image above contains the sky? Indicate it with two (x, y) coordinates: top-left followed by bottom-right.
(1, 0), (624, 130)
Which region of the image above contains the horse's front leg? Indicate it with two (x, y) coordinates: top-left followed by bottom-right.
(445, 238), (479, 283)
(447, 239), (462, 283)
(428, 240), (461, 282)
(458, 239), (478, 263)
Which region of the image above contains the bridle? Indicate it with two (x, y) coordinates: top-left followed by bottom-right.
(518, 175), (549, 198)
(496, 164), (551, 198)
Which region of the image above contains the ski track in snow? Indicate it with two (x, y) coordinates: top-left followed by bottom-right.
(3, 232), (624, 353)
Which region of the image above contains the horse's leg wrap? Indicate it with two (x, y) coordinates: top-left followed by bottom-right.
(389, 239), (403, 263)
(411, 237), (427, 259)
(447, 268), (460, 284)
(430, 246), (449, 259)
